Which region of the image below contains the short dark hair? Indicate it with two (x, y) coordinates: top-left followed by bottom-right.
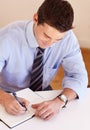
(37, 0), (74, 32)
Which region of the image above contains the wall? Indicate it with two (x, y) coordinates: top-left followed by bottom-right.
(0, 0), (43, 26)
(0, 0), (90, 48)
(68, 0), (90, 48)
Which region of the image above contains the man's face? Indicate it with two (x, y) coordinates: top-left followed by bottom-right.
(33, 15), (66, 49)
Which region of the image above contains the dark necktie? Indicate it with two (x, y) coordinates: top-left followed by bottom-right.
(30, 47), (45, 91)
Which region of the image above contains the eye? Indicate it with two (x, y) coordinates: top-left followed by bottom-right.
(44, 33), (51, 39)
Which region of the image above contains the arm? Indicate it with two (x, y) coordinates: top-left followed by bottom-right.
(32, 48), (88, 120)
(32, 88), (77, 120)
(62, 48), (88, 99)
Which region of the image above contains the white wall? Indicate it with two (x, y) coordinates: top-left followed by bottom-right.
(0, 0), (90, 48)
(68, 0), (90, 48)
(0, 0), (43, 26)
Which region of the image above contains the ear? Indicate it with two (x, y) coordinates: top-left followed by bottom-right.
(33, 13), (38, 23)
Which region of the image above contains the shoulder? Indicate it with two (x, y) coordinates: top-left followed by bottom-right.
(51, 30), (80, 57)
(0, 20), (31, 45)
(64, 30), (78, 43)
(60, 30), (80, 51)
(0, 20), (31, 36)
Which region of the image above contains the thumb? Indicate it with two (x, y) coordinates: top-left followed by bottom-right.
(31, 104), (39, 108)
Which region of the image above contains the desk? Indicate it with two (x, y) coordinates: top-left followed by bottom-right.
(0, 89), (90, 130)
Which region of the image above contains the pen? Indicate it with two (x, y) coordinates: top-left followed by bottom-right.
(13, 92), (27, 111)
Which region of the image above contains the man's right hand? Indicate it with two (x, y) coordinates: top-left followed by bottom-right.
(0, 90), (29, 115)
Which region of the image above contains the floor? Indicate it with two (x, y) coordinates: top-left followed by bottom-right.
(50, 48), (90, 90)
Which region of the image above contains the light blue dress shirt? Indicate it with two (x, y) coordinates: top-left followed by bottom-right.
(0, 20), (88, 98)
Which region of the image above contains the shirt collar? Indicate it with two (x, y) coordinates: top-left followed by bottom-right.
(26, 20), (39, 48)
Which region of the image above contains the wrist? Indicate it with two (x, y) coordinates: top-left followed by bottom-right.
(57, 94), (68, 108)
(0, 90), (10, 105)
(54, 97), (66, 108)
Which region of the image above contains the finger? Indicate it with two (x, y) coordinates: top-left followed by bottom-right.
(35, 105), (48, 116)
(5, 105), (20, 115)
(32, 101), (48, 110)
(31, 104), (40, 109)
(20, 98), (30, 107)
(10, 108), (24, 115)
(44, 113), (54, 120)
(38, 109), (55, 120)
(43, 110), (59, 120)
(37, 109), (51, 119)
(9, 102), (26, 115)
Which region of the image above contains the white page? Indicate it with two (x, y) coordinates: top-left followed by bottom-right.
(0, 88), (44, 128)
(35, 90), (61, 100)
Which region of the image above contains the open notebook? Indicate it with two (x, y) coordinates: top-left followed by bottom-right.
(0, 88), (45, 128)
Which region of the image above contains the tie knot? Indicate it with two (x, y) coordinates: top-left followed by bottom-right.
(38, 47), (45, 53)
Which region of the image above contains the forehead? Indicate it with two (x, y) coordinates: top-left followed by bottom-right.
(39, 23), (66, 40)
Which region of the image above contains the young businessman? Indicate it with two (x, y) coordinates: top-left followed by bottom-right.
(0, 0), (88, 120)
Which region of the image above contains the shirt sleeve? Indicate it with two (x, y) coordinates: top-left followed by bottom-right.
(62, 48), (88, 99)
(0, 35), (10, 72)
